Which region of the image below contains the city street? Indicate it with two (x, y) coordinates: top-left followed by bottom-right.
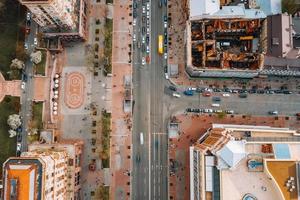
(19, 21), (38, 152)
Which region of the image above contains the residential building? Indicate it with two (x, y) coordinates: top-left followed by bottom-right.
(190, 124), (300, 200)
(267, 14), (294, 58)
(186, 1), (267, 78)
(2, 140), (83, 200)
(19, 0), (88, 40)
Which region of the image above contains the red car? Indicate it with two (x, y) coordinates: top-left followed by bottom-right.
(202, 91), (211, 97)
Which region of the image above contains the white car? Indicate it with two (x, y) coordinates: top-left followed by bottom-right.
(133, 34), (136, 42)
(188, 87), (197, 91)
(142, 36), (145, 44)
(147, 27), (150, 35)
(142, 6), (146, 13)
(21, 82), (26, 90)
(164, 21), (167, 28)
(24, 43), (28, 50)
(165, 73), (169, 79)
(26, 12), (31, 21)
(141, 57), (146, 65)
(146, 3), (150, 11)
(226, 110), (234, 114)
(211, 103), (220, 107)
(34, 38), (38, 45)
(222, 93), (230, 97)
(207, 109), (213, 113)
(133, 18), (136, 26)
(172, 92), (181, 98)
(146, 45), (150, 53)
(17, 143), (21, 151)
(147, 11), (150, 19)
(164, 52), (168, 59)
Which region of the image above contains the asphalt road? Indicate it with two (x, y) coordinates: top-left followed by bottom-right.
(132, 0), (168, 199)
(164, 90), (300, 117)
(19, 21), (37, 152)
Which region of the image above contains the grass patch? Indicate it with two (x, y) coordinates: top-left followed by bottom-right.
(32, 102), (43, 130)
(96, 185), (109, 200)
(0, 96), (20, 173)
(0, 0), (25, 80)
(103, 18), (113, 76)
(100, 110), (111, 168)
(34, 50), (47, 76)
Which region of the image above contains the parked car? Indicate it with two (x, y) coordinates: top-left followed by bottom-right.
(164, 73), (169, 79)
(184, 90), (194, 96)
(169, 85), (177, 91)
(172, 92), (181, 98)
(17, 143), (22, 151)
(34, 38), (38, 45)
(26, 12), (31, 21)
(239, 93), (248, 98)
(141, 57), (146, 65)
(222, 93), (230, 97)
(225, 110), (234, 114)
(212, 97), (221, 102)
(268, 110), (278, 115)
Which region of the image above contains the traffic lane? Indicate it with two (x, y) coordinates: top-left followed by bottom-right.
(169, 94), (300, 116)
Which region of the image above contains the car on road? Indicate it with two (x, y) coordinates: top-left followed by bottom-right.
(142, 16), (146, 23)
(184, 90), (194, 96)
(146, 36), (149, 44)
(225, 110), (234, 114)
(24, 43), (28, 50)
(142, 6), (146, 13)
(146, 27), (150, 35)
(133, 34), (136, 42)
(172, 92), (181, 98)
(146, 56), (150, 63)
(164, 0), (167, 5)
(133, 18), (136, 26)
(169, 85), (177, 91)
(202, 91), (211, 97)
(164, 65), (168, 73)
(140, 132), (144, 145)
(136, 154), (141, 163)
(133, 2), (137, 9)
(142, 36), (145, 43)
(165, 73), (169, 79)
(146, 3), (150, 10)
(17, 143), (21, 151)
(222, 93), (230, 97)
(21, 82), (26, 90)
(17, 134), (22, 143)
(164, 21), (167, 28)
(239, 93), (248, 98)
(212, 97), (221, 102)
(146, 45), (150, 53)
(164, 52), (168, 59)
(141, 57), (146, 65)
(283, 90), (292, 94)
(164, 15), (167, 22)
(188, 87), (197, 91)
(26, 12), (31, 21)
(34, 38), (38, 46)
(146, 11), (150, 19)
(159, 0), (162, 7)
(142, 27), (146, 34)
(211, 103), (220, 107)
(268, 110), (278, 115)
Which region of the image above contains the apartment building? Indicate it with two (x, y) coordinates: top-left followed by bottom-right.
(2, 140), (83, 200)
(190, 124), (300, 200)
(19, 0), (88, 40)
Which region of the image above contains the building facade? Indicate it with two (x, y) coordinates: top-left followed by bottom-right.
(19, 0), (88, 40)
(2, 140), (83, 200)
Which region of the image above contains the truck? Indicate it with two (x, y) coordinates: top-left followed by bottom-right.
(158, 35), (163, 54)
(184, 90), (194, 96)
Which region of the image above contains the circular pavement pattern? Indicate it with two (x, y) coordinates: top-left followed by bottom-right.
(64, 72), (85, 109)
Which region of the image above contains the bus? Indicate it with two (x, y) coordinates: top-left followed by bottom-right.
(158, 35), (163, 54)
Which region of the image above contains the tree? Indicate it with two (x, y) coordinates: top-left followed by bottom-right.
(8, 129), (17, 138)
(30, 51), (42, 64)
(10, 58), (25, 70)
(28, 128), (38, 136)
(7, 114), (21, 130)
(282, 0), (300, 15)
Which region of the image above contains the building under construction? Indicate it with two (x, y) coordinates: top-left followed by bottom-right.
(186, 2), (268, 77)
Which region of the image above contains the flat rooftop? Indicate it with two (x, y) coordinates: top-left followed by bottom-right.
(221, 158), (281, 200)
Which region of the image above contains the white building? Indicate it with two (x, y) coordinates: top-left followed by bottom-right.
(19, 0), (77, 29)
(190, 124), (300, 200)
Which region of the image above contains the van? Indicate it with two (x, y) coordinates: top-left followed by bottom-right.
(140, 132), (144, 145)
(212, 104), (220, 107)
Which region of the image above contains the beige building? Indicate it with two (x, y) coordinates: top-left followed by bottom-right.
(19, 0), (88, 40)
(2, 140), (83, 200)
(190, 124), (300, 200)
